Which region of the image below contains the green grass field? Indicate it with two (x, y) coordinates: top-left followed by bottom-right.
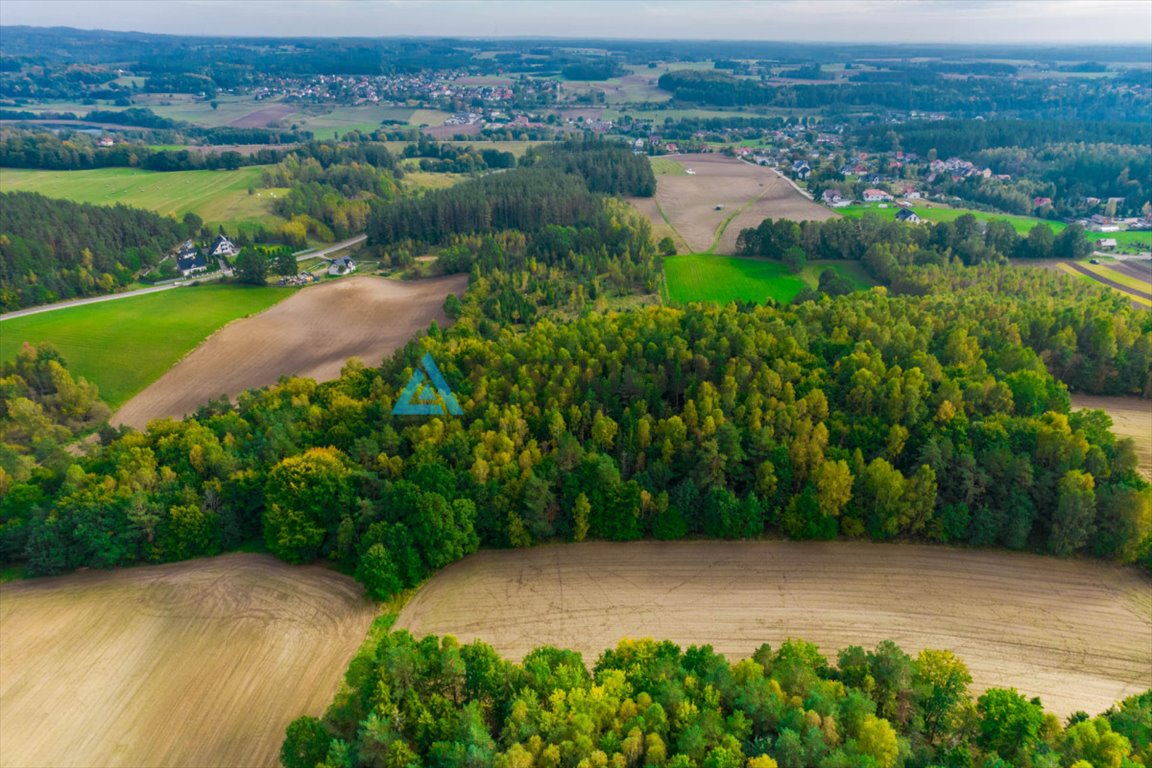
(0, 166), (284, 235)
(649, 157), (687, 176)
(840, 203), (1152, 251)
(663, 254), (809, 305)
(0, 285), (291, 407)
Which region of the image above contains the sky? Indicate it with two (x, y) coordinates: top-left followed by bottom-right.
(1, 0), (1151, 45)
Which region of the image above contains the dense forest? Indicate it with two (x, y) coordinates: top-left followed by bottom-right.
(6, 249), (1150, 588)
(657, 70), (1150, 121)
(0, 191), (191, 310)
(851, 119), (1152, 217)
(0, 129), (288, 171)
(368, 141), (655, 247)
(736, 215), (1093, 268)
(282, 629), (1152, 768)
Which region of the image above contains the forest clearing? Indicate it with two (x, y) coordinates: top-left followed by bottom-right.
(630, 154), (835, 254)
(112, 274), (467, 428)
(396, 540), (1152, 719)
(0, 554), (376, 768)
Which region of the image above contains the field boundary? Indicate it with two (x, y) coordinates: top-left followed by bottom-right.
(396, 540), (1152, 719)
(1063, 261), (1152, 307)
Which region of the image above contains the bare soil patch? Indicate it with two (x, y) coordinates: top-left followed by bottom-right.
(113, 274), (467, 429)
(396, 540), (1152, 718)
(0, 554), (376, 768)
(227, 105), (297, 129)
(1108, 258), (1152, 285)
(633, 154), (836, 253)
(424, 123), (482, 139)
(1071, 394), (1152, 478)
(182, 143), (299, 156)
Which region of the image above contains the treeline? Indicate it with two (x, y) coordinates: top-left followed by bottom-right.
(369, 170), (600, 252)
(368, 140), (653, 247)
(523, 139), (657, 197)
(263, 151), (399, 244)
(6, 265), (1150, 585)
(283, 631), (1152, 768)
(0, 191), (189, 311)
(0, 344), (109, 545)
(967, 143), (1150, 218)
(400, 137), (517, 174)
(855, 118), (1152, 158)
(0, 130), (290, 172)
(397, 203), (661, 329)
(657, 70), (1150, 121)
(737, 214), (1091, 267)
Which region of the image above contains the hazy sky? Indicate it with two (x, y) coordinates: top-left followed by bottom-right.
(2, 0), (1151, 45)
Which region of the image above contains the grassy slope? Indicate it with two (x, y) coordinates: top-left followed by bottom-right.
(0, 285), (291, 407)
(0, 166), (284, 234)
(664, 254), (808, 304)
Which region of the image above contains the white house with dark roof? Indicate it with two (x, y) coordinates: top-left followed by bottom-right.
(209, 234), (239, 259)
(327, 256), (356, 276)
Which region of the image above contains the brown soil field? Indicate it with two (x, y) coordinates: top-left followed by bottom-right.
(227, 104), (297, 128)
(424, 123), (483, 139)
(112, 274), (467, 429)
(1110, 259), (1152, 283)
(396, 540), (1152, 718)
(182, 143), (299, 156)
(1071, 394), (1152, 478)
(632, 154), (837, 254)
(0, 554), (376, 768)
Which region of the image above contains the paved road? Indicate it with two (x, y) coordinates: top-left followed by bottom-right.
(0, 283), (184, 321)
(296, 234), (367, 262)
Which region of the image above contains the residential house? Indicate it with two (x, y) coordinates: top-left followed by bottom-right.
(327, 256), (356, 276)
(1032, 196), (1053, 209)
(175, 241), (208, 277)
(895, 208), (922, 223)
(209, 234), (239, 259)
(863, 188), (893, 203)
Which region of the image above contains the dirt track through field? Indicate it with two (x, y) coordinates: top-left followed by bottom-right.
(0, 554), (376, 768)
(112, 275), (466, 429)
(396, 541), (1152, 717)
(632, 154), (836, 253)
(227, 104), (297, 128)
(1071, 394), (1152, 478)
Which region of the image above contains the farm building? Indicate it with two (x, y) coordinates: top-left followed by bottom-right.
(327, 256), (357, 276)
(896, 208), (922, 223)
(1095, 238), (1118, 250)
(209, 234), (239, 258)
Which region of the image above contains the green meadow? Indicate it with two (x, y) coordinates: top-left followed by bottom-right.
(649, 157), (688, 176)
(663, 254), (808, 304)
(0, 285), (290, 407)
(0, 166), (285, 235)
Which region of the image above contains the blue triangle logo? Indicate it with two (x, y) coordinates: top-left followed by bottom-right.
(392, 353), (462, 416)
